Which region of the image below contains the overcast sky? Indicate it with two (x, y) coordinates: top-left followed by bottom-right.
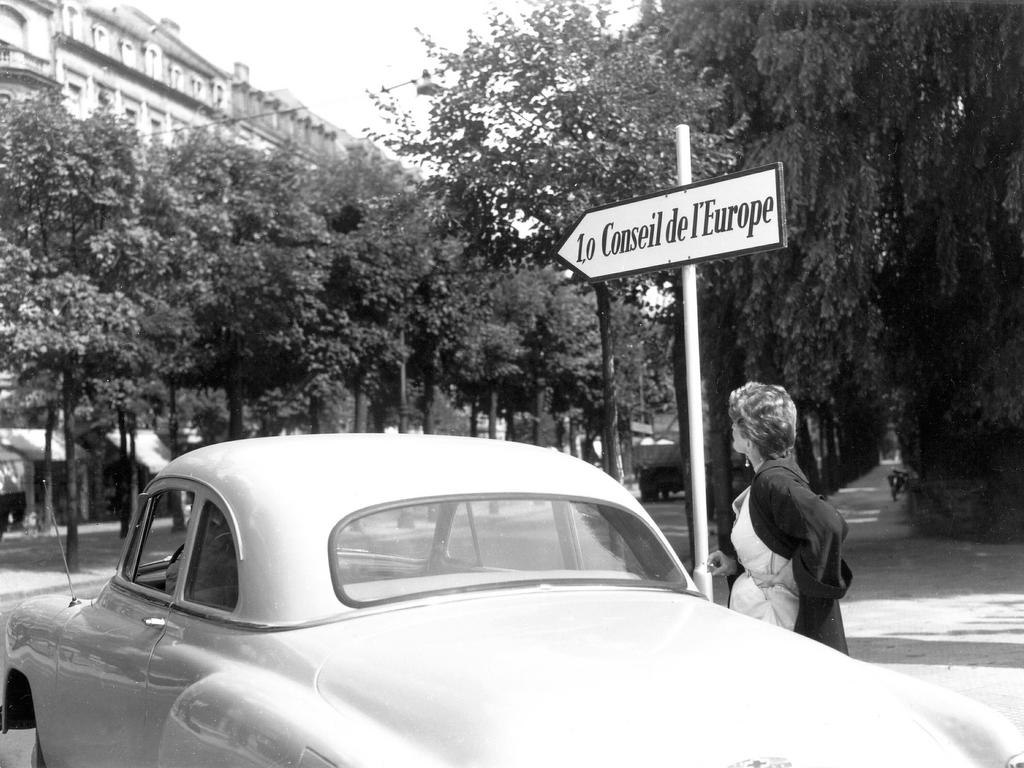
(122, 0), (504, 139)
(123, 1), (641, 143)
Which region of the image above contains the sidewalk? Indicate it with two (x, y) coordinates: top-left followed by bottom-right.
(2, 467), (1023, 732)
(0, 521), (121, 609)
(827, 464), (1024, 731)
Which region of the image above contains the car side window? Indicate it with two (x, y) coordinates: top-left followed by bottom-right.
(129, 490), (192, 594)
(184, 501), (238, 612)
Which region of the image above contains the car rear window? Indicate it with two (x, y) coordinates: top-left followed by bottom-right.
(330, 496), (686, 605)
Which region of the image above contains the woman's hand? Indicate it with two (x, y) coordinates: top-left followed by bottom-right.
(707, 550), (738, 577)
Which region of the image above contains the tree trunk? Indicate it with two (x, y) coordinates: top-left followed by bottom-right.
(309, 392), (322, 435)
(41, 401), (55, 534)
(227, 361), (244, 440)
(595, 283), (622, 482)
(823, 409), (841, 493)
(707, 400), (734, 550)
(353, 376), (366, 432)
(62, 368), (79, 572)
(89, 446), (103, 525)
(694, 260), (748, 560)
(488, 386), (498, 439)
(796, 410), (822, 494)
(168, 381), (180, 459)
(369, 397), (387, 433)
(398, 329), (409, 434)
(166, 383), (186, 533)
(423, 368), (436, 435)
(470, 398), (479, 437)
(129, 414), (139, 525)
(118, 408), (130, 537)
(533, 379), (545, 446)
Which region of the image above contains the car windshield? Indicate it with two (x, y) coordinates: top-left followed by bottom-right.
(330, 496), (686, 604)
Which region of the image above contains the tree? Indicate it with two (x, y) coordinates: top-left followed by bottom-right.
(659, 1), (1024, 536)
(0, 96), (149, 569)
(380, 0), (736, 480)
(161, 131), (329, 440)
(317, 184), (436, 432)
(299, 147), (417, 433)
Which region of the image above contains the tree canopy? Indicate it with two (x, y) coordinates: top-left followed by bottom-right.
(656, 1), (1024, 474)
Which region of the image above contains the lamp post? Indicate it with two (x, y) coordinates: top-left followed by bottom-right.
(380, 69), (443, 97)
(380, 71), (441, 433)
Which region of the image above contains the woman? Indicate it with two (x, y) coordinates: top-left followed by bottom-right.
(708, 382), (852, 653)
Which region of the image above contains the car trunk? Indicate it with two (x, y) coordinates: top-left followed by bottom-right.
(313, 587), (985, 768)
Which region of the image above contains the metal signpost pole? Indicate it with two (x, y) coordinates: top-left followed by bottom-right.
(676, 124), (713, 600)
(554, 127), (786, 601)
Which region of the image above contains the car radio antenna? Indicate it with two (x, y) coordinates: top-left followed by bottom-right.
(43, 480), (81, 607)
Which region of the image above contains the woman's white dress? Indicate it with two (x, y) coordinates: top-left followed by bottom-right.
(729, 487), (799, 629)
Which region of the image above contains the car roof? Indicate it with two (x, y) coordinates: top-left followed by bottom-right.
(159, 433), (635, 506)
(148, 434), (685, 625)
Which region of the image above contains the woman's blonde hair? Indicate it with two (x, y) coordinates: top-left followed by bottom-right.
(728, 381), (797, 459)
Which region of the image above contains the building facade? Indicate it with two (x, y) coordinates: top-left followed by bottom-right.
(0, 0), (363, 158)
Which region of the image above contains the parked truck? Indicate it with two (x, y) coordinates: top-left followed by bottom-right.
(633, 443), (687, 502)
(633, 442), (748, 504)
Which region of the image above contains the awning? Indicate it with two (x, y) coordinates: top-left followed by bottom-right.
(0, 429), (66, 461)
(105, 429), (171, 473)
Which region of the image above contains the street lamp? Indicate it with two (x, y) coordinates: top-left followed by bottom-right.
(380, 71), (440, 433)
(380, 69), (443, 97)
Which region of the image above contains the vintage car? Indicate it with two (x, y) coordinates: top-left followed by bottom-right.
(2, 434), (1023, 768)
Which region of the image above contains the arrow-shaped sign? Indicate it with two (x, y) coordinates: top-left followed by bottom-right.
(555, 163), (787, 282)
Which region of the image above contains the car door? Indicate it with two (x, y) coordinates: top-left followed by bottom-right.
(48, 485), (195, 768)
(142, 497), (245, 757)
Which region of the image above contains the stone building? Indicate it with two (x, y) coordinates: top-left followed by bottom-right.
(0, 0), (365, 157)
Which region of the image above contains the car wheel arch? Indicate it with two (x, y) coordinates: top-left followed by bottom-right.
(3, 668), (36, 730)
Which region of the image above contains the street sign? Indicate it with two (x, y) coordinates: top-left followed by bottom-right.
(555, 163), (786, 283)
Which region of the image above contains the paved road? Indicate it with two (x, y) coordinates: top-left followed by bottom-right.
(0, 463), (1021, 766)
(643, 465), (1024, 731)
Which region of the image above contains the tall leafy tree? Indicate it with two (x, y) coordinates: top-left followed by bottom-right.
(319, 185), (436, 432)
(303, 147), (416, 432)
(380, 0), (736, 480)
(0, 96), (148, 568)
(659, 1), (1024, 535)
(162, 131), (329, 440)
(449, 268), (541, 439)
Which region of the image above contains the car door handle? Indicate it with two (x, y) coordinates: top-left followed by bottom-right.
(143, 617), (166, 628)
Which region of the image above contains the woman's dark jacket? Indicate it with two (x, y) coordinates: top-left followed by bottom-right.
(729, 456), (853, 654)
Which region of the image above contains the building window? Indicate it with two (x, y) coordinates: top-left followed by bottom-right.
(92, 25), (109, 55)
(190, 76), (205, 101)
(64, 82), (83, 117)
(213, 82), (225, 109)
(170, 65), (183, 90)
(144, 45), (162, 79)
(0, 6), (27, 48)
(0, 91), (13, 108)
(120, 40), (136, 68)
(62, 5), (83, 39)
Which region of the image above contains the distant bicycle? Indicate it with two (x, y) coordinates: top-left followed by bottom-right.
(887, 468), (911, 500)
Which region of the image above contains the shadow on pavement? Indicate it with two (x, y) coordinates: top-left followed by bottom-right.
(0, 524), (125, 572)
(850, 637), (1024, 667)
